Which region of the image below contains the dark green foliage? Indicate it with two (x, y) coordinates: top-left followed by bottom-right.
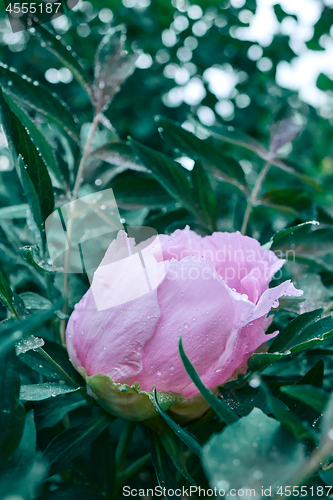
(0, 0), (332, 497)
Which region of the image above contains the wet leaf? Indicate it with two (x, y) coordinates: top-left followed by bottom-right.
(202, 408), (306, 495)
(270, 108), (304, 154)
(32, 23), (91, 97)
(20, 383), (80, 401)
(179, 337), (238, 424)
(153, 388), (202, 457)
(93, 26), (137, 113)
(151, 433), (182, 499)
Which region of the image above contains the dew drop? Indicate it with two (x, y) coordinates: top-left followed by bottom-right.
(156, 369), (162, 376)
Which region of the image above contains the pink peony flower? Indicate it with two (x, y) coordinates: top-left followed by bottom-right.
(66, 227), (302, 421)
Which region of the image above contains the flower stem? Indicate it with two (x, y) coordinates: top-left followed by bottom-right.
(36, 347), (95, 405)
(72, 114), (101, 202)
(59, 114), (101, 344)
(271, 437), (333, 500)
(108, 421), (141, 500)
(323, 300), (333, 315)
(36, 347), (80, 388)
(119, 452), (151, 483)
(241, 160), (271, 235)
(115, 421), (137, 474)
(110, 452), (151, 500)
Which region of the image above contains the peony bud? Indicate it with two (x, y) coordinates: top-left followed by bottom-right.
(66, 227), (302, 421)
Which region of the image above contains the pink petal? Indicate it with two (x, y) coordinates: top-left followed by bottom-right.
(199, 231), (285, 302)
(153, 227), (286, 304)
(251, 280), (303, 322)
(66, 286), (160, 384)
(193, 316), (276, 394)
(133, 257), (254, 395)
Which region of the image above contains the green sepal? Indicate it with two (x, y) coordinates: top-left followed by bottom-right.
(79, 368), (184, 422)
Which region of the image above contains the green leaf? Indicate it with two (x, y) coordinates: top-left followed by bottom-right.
(0, 297), (64, 359)
(179, 337), (238, 424)
(205, 123), (319, 189)
(19, 159), (44, 248)
(130, 139), (193, 208)
(0, 350), (25, 461)
(320, 393), (333, 445)
(247, 351), (291, 371)
(270, 221), (320, 246)
(111, 171), (174, 209)
(150, 433), (181, 499)
(191, 161), (217, 230)
(0, 62), (79, 139)
(19, 349), (62, 380)
(93, 26), (137, 113)
(34, 393), (86, 430)
(319, 468), (333, 487)
(158, 432), (196, 486)
(261, 188), (312, 212)
(31, 23), (91, 96)
(265, 392), (315, 440)
(42, 339), (85, 387)
(288, 360), (325, 424)
(41, 411), (111, 476)
(4, 93), (64, 189)
(20, 292), (52, 310)
(289, 328), (333, 355)
(11, 409), (37, 466)
(19, 383), (80, 402)
(289, 316), (333, 348)
(218, 386), (270, 417)
(280, 385), (328, 414)
(202, 408), (306, 494)
(92, 141), (146, 174)
(157, 117), (247, 187)
(268, 309), (323, 353)
(0, 269), (18, 317)
(21, 246), (55, 273)
(204, 123), (267, 158)
(269, 107), (303, 155)
(153, 388), (202, 457)
(0, 204), (28, 219)
(130, 138), (212, 228)
(0, 86), (54, 228)
(15, 334), (45, 355)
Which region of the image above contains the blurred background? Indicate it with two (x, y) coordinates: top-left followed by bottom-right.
(0, 0), (332, 168)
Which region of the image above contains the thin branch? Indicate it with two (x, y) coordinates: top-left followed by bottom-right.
(241, 160), (271, 235)
(272, 437), (333, 500)
(59, 114), (101, 344)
